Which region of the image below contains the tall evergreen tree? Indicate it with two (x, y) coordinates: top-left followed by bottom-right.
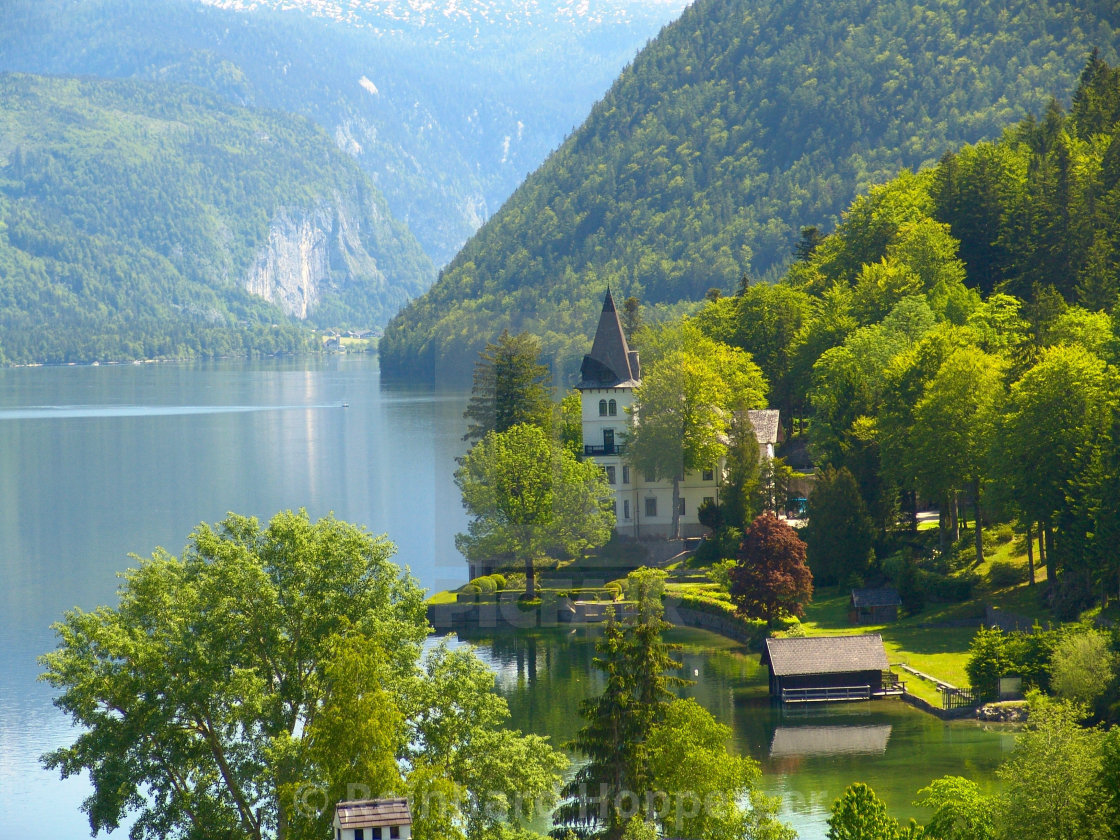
(463, 330), (553, 444)
(555, 569), (688, 840)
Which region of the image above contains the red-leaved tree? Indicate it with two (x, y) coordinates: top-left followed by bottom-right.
(729, 512), (813, 621)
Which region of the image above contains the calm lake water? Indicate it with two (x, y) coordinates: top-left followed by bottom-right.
(0, 358), (1013, 838)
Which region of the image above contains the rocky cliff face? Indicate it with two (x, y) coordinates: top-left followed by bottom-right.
(244, 196), (391, 320)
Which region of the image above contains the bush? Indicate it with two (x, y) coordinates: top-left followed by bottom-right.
(457, 582), (483, 603)
(490, 573), (507, 589)
(989, 560), (1029, 589)
(472, 575), (497, 594)
(517, 594), (542, 612)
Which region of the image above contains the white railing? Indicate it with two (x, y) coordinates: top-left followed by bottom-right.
(781, 685), (872, 703)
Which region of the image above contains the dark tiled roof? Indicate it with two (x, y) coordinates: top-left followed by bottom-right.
(335, 798), (412, 828)
(577, 290), (640, 389)
(850, 588), (902, 609)
(769, 724), (892, 757)
(762, 634), (889, 676)
(745, 409), (780, 445)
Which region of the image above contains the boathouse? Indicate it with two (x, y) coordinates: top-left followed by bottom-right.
(849, 588), (902, 624)
(333, 798), (412, 840)
(761, 634), (902, 703)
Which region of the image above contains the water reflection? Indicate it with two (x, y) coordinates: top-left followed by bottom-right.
(459, 626), (1013, 840)
(769, 725), (893, 758)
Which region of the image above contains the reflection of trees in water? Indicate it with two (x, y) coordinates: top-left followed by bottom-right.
(458, 627), (764, 748)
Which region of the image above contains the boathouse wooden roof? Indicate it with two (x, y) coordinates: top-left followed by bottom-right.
(762, 634), (890, 676)
(334, 798), (412, 829)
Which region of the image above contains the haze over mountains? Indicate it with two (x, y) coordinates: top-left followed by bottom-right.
(0, 0), (684, 362)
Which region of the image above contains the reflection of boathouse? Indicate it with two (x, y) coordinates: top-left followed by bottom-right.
(769, 724), (892, 758)
(761, 634), (904, 703)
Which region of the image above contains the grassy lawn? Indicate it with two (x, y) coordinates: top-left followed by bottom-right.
(425, 588), (458, 605)
(799, 585), (990, 703)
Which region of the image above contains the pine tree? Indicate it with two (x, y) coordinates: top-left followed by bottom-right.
(555, 570), (689, 839)
(463, 330), (552, 444)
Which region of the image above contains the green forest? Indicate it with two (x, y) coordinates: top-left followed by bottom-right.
(380, 0), (1119, 382)
(0, 73), (432, 364)
(668, 53), (1120, 618)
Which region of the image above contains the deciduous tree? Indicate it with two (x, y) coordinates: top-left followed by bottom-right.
(914, 776), (994, 840)
(827, 782), (920, 840)
(628, 326), (766, 538)
(40, 511), (567, 840)
(455, 423), (614, 596)
(729, 513), (812, 621)
(996, 693), (1105, 840)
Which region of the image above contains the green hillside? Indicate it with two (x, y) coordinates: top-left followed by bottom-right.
(381, 0), (1119, 382)
(0, 73), (433, 364)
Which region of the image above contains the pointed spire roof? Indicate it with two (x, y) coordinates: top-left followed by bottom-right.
(577, 289), (641, 388)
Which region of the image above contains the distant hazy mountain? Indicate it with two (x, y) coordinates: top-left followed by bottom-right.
(379, 0), (1120, 383)
(0, 0), (687, 266)
(0, 73), (432, 364)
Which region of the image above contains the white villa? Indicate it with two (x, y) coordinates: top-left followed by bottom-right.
(576, 290), (779, 539)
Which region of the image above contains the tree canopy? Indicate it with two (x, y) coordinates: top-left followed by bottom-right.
(627, 324), (766, 538)
(40, 510), (566, 840)
(729, 513), (813, 621)
(455, 423), (614, 596)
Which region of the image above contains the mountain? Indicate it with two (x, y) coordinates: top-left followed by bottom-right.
(0, 0), (687, 266)
(379, 0), (1120, 383)
(0, 73), (432, 364)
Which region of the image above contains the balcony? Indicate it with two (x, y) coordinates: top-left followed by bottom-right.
(584, 443), (627, 456)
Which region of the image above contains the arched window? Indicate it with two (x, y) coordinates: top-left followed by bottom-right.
(608, 399), (617, 416)
(598, 399), (607, 416)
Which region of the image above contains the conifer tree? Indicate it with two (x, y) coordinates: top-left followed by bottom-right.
(463, 330), (552, 444)
(555, 569), (688, 839)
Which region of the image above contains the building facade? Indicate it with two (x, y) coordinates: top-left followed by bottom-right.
(576, 291), (778, 539)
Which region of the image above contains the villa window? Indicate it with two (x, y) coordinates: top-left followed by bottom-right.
(605, 466), (616, 484)
(679, 498), (686, 515)
(390, 828), (400, 839)
(598, 399), (607, 416)
(702, 468), (714, 481)
(624, 500), (630, 520)
(355, 831), (364, 840)
(608, 399), (618, 416)
(645, 497), (657, 517)
(622, 465), (630, 484)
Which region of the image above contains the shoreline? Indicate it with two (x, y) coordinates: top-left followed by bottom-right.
(427, 594), (987, 721)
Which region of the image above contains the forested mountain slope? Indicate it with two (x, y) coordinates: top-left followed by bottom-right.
(381, 0), (1120, 383)
(0, 73), (431, 364)
(0, 0), (686, 266)
(695, 55), (1120, 613)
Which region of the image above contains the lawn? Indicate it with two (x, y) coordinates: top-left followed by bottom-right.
(799, 587), (986, 705)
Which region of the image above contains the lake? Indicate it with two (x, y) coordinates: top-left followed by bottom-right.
(0, 358), (1012, 838)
